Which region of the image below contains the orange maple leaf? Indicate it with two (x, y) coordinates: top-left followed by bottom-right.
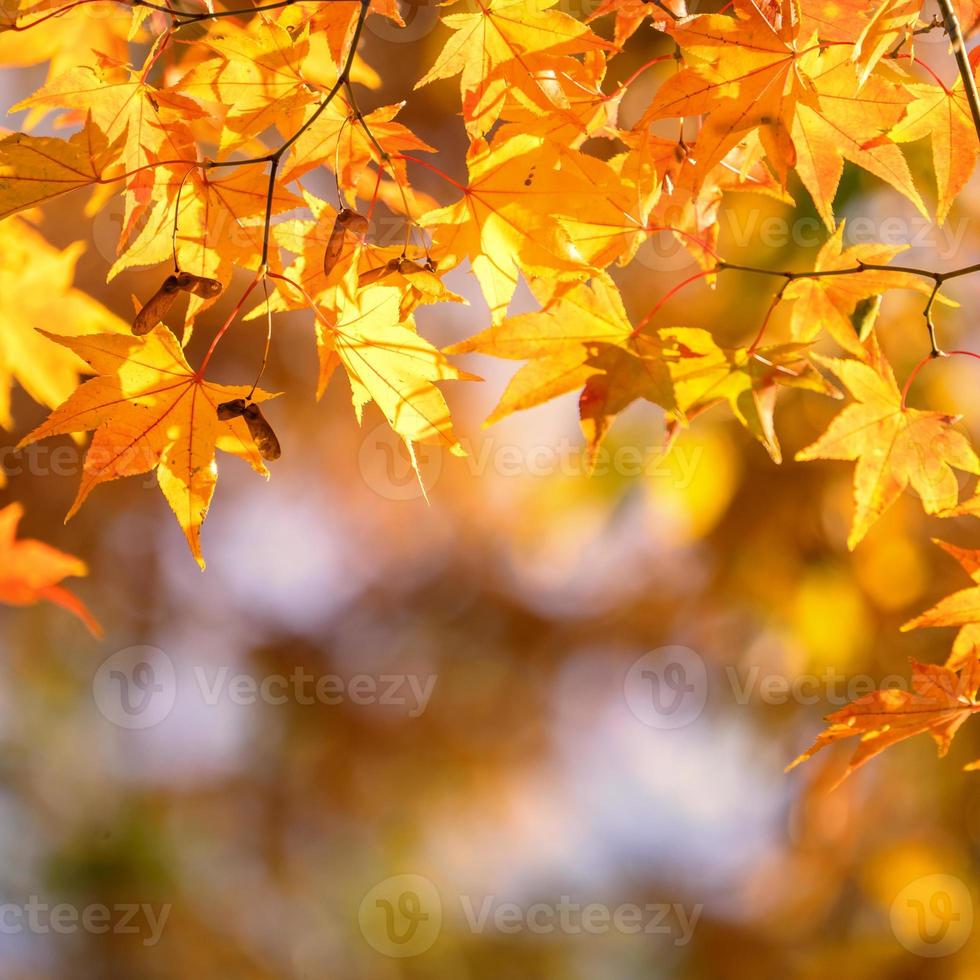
(0, 502), (101, 637)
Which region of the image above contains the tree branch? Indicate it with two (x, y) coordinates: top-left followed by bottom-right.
(937, 0), (980, 144)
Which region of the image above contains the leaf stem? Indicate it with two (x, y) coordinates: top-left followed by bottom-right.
(197, 270), (264, 376)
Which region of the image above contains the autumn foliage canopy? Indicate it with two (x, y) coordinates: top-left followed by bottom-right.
(4, 0), (980, 782)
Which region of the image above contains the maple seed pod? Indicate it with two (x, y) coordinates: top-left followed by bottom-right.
(398, 259), (427, 275)
(323, 208), (370, 277)
(339, 209), (369, 238)
(216, 398), (247, 421)
(243, 403), (281, 461)
(357, 258), (402, 287)
(175, 272), (223, 298)
(131, 275), (181, 336)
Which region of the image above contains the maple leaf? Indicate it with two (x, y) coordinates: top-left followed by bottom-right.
(283, 98), (435, 187)
(420, 136), (587, 322)
(799, 0), (876, 42)
(492, 51), (621, 148)
(790, 46), (924, 228)
(0, 502), (101, 637)
(446, 275), (660, 434)
(781, 224), (945, 355)
(0, 117), (115, 220)
(889, 77), (979, 225)
(786, 658), (980, 787)
(662, 329), (839, 464)
(0, 0), (134, 83)
(0, 216), (127, 430)
(851, 0), (921, 84)
(902, 539), (980, 670)
(279, 98), (434, 187)
(307, 282), (474, 459)
(957, 0), (980, 36)
(416, 0), (614, 135)
(799, 0), (923, 48)
(421, 135), (646, 323)
(298, 0), (403, 71)
(13, 60), (203, 238)
(588, 0), (687, 45)
(643, 0), (812, 187)
(18, 327), (277, 569)
(795, 340), (980, 549)
(173, 20), (316, 153)
(645, 5), (924, 223)
(622, 130), (789, 271)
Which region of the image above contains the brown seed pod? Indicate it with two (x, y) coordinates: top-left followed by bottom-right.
(131, 275), (181, 336)
(358, 257), (402, 287)
(323, 207), (370, 277)
(398, 258), (427, 275)
(216, 398), (247, 420)
(243, 403), (281, 461)
(339, 208), (369, 237)
(175, 272), (223, 298)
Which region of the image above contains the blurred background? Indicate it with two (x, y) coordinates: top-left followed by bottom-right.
(3, 1), (980, 977)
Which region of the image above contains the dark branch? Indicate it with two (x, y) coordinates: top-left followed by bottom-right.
(936, 0), (980, 145)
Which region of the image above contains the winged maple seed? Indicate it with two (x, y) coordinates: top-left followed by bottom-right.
(786, 658), (980, 788)
(322, 208), (370, 277)
(132, 271), (223, 335)
(17, 327), (278, 570)
(216, 398), (282, 462)
(0, 503), (100, 637)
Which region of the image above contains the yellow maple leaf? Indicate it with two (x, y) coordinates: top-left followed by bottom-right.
(0, 117), (115, 220)
(311, 282), (473, 458)
(446, 274), (643, 432)
(782, 223), (944, 356)
(174, 20), (316, 154)
(791, 46), (924, 228)
(0, 216), (126, 431)
(663, 328), (839, 464)
(795, 340), (980, 549)
(890, 78), (979, 225)
(416, 0), (614, 136)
